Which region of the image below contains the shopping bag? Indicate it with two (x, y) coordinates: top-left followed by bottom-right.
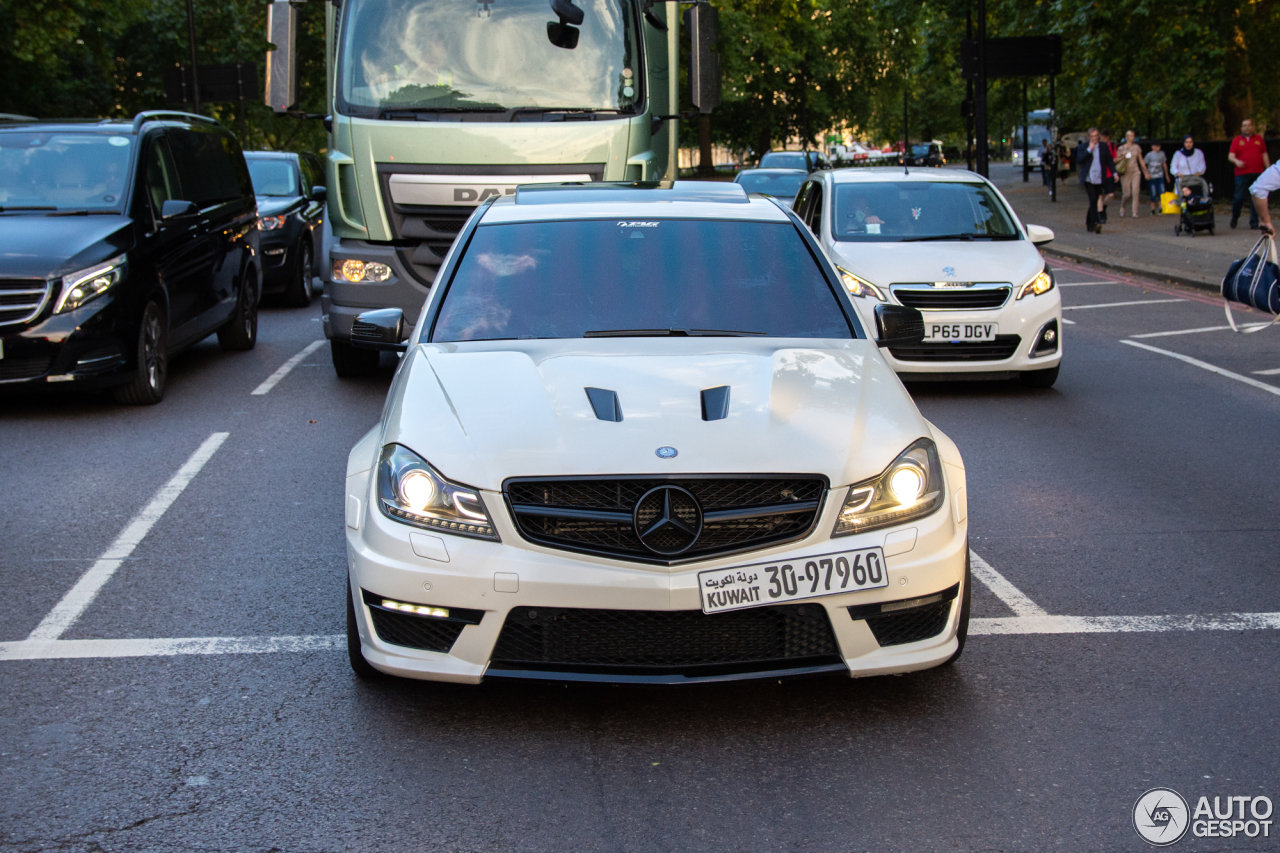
(1160, 192), (1180, 214)
(1221, 235), (1280, 333)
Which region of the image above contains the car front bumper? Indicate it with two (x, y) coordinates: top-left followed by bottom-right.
(0, 293), (134, 390)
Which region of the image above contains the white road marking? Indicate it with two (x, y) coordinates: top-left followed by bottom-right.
(1254, 368), (1280, 376)
(1061, 317), (1076, 325)
(251, 340), (326, 395)
(1121, 340), (1280, 398)
(1131, 323), (1270, 338)
(969, 550), (1047, 617)
(971, 612), (1280, 635)
(0, 635), (342, 661)
(1062, 299), (1186, 311)
(26, 432), (230, 641)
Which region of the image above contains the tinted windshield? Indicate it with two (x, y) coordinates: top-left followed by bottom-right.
(247, 159), (298, 196)
(759, 152), (808, 170)
(432, 219), (853, 341)
(911, 145), (931, 156)
(832, 181), (1019, 242)
(735, 171), (805, 199)
(0, 132), (131, 211)
(338, 0), (640, 116)
(1016, 126), (1052, 145)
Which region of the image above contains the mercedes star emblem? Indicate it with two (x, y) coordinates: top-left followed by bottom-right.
(633, 485), (703, 556)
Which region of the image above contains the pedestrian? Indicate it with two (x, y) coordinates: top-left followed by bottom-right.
(1078, 127), (1114, 233)
(1040, 139), (1053, 187)
(1116, 130), (1144, 217)
(1099, 128), (1117, 222)
(1144, 142), (1169, 215)
(1252, 160), (1280, 236)
(1228, 118), (1271, 229)
(1171, 135), (1209, 198)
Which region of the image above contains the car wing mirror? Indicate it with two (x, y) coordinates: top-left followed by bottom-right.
(310, 185), (327, 204)
(1026, 224), (1055, 245)
(351, 308), (407, 352)
(160, 199), (199, 221)
(873, 304), (925, 348)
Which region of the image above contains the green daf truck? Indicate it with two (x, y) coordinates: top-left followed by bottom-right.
(265, 0), (719, 376)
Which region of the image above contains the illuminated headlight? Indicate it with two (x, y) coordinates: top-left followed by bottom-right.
(55, 256), (126, 314)
(1017, 265), (1055, 300)
(833, 438), (944, 537)
(377, 444), (499, 541)
(334, 259), (392, 282)
(835, 265), (886, 301)
(258, 215), (287, 231)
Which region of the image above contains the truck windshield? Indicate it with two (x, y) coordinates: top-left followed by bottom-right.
(432, 219), (854, 341)
(338, 0), (641, 117)
(0, 132), (132, 212)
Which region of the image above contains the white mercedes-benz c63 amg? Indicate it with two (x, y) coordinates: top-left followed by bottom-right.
(343, 181), (970, 685)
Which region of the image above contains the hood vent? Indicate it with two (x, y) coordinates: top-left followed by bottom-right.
(585, 387), (623, 422)
(701, 386), (730, 421)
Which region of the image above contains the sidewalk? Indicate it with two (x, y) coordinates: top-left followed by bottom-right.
(985, 163), (1265, 293)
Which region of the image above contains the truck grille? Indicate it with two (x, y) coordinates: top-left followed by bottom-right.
(505, 476), (827, 565)
(891, 285), (1011, 310)
(889, 334), (1022, 362)
(0, 279), (53, 326)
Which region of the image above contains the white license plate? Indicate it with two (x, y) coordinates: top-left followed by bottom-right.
(923, 323), (997, 342)
(698, 547), (889, 614)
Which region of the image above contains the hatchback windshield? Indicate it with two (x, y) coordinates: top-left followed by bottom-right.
(246, 159), (298, 196)
(338, 0), (640, 116)
(832, 181), (1019, 242)
(432, 219), (853, 341)
(759, 152), (808, 170)
(735, 171), (806, 199)
(0, 132), (132, 211)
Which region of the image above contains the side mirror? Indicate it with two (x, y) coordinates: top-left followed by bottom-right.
(873, 304), (925, 348)
(687, 3), (721, 114)
(310, 186), (327, 204)
(264, 0), (297, 112)
(1026, 224), (1055, 245)
(351, 308), (407, 352)
(161, 199), (199, 220)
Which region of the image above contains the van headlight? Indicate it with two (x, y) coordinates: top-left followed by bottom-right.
(1016, 265), (1054, 299)
(377, 444), (499, 541)
(835, 265), (886, 301)
(54, 256), (126, 314)
(833, 438), (944, 537)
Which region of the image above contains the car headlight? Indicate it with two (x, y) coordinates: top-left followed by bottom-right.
(1017, 265), (1054, 300)
(54, 256), (126, 314)
(833, 438), (944, 537)
(835, 265), (886, 301)
(258, 215), (287, 231)
(333, 259), (392, 283)
(377, 444), (499, 541)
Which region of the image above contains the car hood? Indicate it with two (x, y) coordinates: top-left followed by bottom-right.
(0, 213), (133, 279)
(829, 239), (1044, 289)
(255, 196), (298, 216)
(380, 338), (933, 491)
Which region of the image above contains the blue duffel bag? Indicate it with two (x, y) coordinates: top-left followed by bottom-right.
(1222, 235), (1280, 333)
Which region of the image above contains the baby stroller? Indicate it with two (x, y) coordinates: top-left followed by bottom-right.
(1174, 176), (1215, 236)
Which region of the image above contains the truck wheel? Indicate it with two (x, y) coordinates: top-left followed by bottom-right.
(217, 271), (258, 351)
(112, 300), (168, 405)
(283, 240), (313, 308)
(331, 338), (379, 378)
(1019, 365), (1059, 388)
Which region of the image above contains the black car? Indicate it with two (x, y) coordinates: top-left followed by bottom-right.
(757, 150), (829, 172)
(244, 150), (325, 307)
(0, 111), (261, 404)
(905, 142), (945, 168)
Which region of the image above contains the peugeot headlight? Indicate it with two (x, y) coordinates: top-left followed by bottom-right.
(1016, 265), (1055, 300)
(835, 265), (886, 301)
(55, 256), (126, 314)
(258, 215), (287, 231)
(833, 438), (944, 537)
(377, 444), (499, 541)
(334, 259), (392, 283)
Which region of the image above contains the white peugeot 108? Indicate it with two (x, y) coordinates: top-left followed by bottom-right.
(343, 181), (970, 685)
(793, 168), (1062, 387)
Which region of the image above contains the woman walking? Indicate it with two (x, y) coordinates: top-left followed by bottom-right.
(1117, 130), (1144, 217)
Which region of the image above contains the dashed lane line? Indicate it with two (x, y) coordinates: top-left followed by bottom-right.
(1062, 299), (1186, 311)
(1254, 368), (1280, 376)
(969, 550), (1046, 617)
(1120, 340), (1280, 399)
(1131, 323), (1271, 338)
(25, 432), (230, 642)
(250, 340), (326, 395)
(1061, 318), (1076, 325)
(0, 635), (342, 661)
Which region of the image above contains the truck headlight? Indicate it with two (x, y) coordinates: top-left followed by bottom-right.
(54, 256), (126, 314)
(334, 259), (392, 282)
(377, 444), (499, 541)
(835, 265), (886, 301)
(833, 438), (944, 537)
(1017, 265), (1054, 299)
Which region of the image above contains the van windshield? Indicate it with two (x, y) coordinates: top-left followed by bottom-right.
(0, 132), (132, 212)
(338, 0), (640, 117)
(432, 219), (854, 341)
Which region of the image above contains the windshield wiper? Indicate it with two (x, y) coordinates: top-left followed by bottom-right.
(901, 233), (1018, 242)
(47, 209), (120, 216)
(583, 328), (765, 338)
(0, 205), (56, 212)
(506, 107), (622, 122)
(378, 107), (505, 120)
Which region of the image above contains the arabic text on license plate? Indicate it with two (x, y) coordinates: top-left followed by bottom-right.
(698, 547), (888, 614)
(924, 323), (997, 342)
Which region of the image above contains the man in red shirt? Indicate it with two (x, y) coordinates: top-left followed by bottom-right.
(1228, 118), (1271, 229)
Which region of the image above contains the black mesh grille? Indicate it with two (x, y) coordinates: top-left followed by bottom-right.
(419, 217), (466, 233)
(506, 476), (826, 564)
(863, 602), (952, 646)
(368, 607), (466, 652)
(0, 355), (52, 381)
(891, 286), (1011, 310)
(889, 334), (1021, 362)
(491, 604), (840, 674)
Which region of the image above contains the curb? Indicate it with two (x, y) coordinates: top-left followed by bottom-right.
(1041, 246), (1220, 295)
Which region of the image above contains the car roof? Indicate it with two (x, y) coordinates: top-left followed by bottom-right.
(826, 167), (987, 185)
(244, 150), (300, 161)
(736, 168), (808, 176)
(483, 181), (791, 224)
(0, 118), (136, 134)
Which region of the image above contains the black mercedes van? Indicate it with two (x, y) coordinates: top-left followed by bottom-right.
(0, 111), (261, 404)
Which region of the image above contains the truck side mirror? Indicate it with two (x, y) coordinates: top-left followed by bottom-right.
(874, 304), (925, 348)
(265, 0), (297, 113)
(351, 308), (408, 352)
(687, 3), (721, 114)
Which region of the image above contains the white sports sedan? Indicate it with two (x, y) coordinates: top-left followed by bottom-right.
(342, 181), (970, 685)
(793, 168), (1062, 386)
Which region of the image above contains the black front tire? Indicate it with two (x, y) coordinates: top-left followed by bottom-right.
(283, 240), (314, 308)
(217, 271), (259, 351)
(112, 299), (168, 405)
(331, 338), (380, 378)
(943, 549), (972, 666)
(347, 582), (383, 680)
(1019, 365), (1059, 388)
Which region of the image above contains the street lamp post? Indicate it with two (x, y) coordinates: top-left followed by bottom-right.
(185, 0), (201, 115)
